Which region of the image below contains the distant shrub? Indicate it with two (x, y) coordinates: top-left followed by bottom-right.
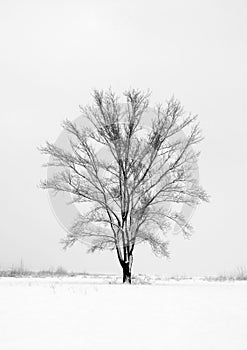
(0, 265), (33, 277)
(54, 266), (68, 276)
(0, 265), (83, 278)
(204, 267), (247, 282)
(170, 275), (192, 281)
(233, 266), (247, 280)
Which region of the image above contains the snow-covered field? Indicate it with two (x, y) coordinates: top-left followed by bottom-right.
(0, 276), (247, 350)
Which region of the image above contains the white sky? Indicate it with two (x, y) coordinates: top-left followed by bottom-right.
(0, 0), (247, 276)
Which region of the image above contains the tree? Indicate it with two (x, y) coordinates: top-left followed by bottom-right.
(40, 89), (208, 283)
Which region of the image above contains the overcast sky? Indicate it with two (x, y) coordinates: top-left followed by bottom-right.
(0, 0), (247, 276)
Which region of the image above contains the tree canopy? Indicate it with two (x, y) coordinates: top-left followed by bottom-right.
(40, 89), (208, 283)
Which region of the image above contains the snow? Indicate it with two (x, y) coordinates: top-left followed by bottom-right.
(0, 277), (247, 350)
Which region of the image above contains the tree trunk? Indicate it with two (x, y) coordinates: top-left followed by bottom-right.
(122, 262), (132, 284)
(122, 254), (133, 284)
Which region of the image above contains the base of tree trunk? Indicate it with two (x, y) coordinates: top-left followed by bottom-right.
(122, 265), (132, 284)
(123, 273), (131, 284)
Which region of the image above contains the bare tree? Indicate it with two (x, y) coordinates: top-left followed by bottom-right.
(40, 89), (208, 283)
